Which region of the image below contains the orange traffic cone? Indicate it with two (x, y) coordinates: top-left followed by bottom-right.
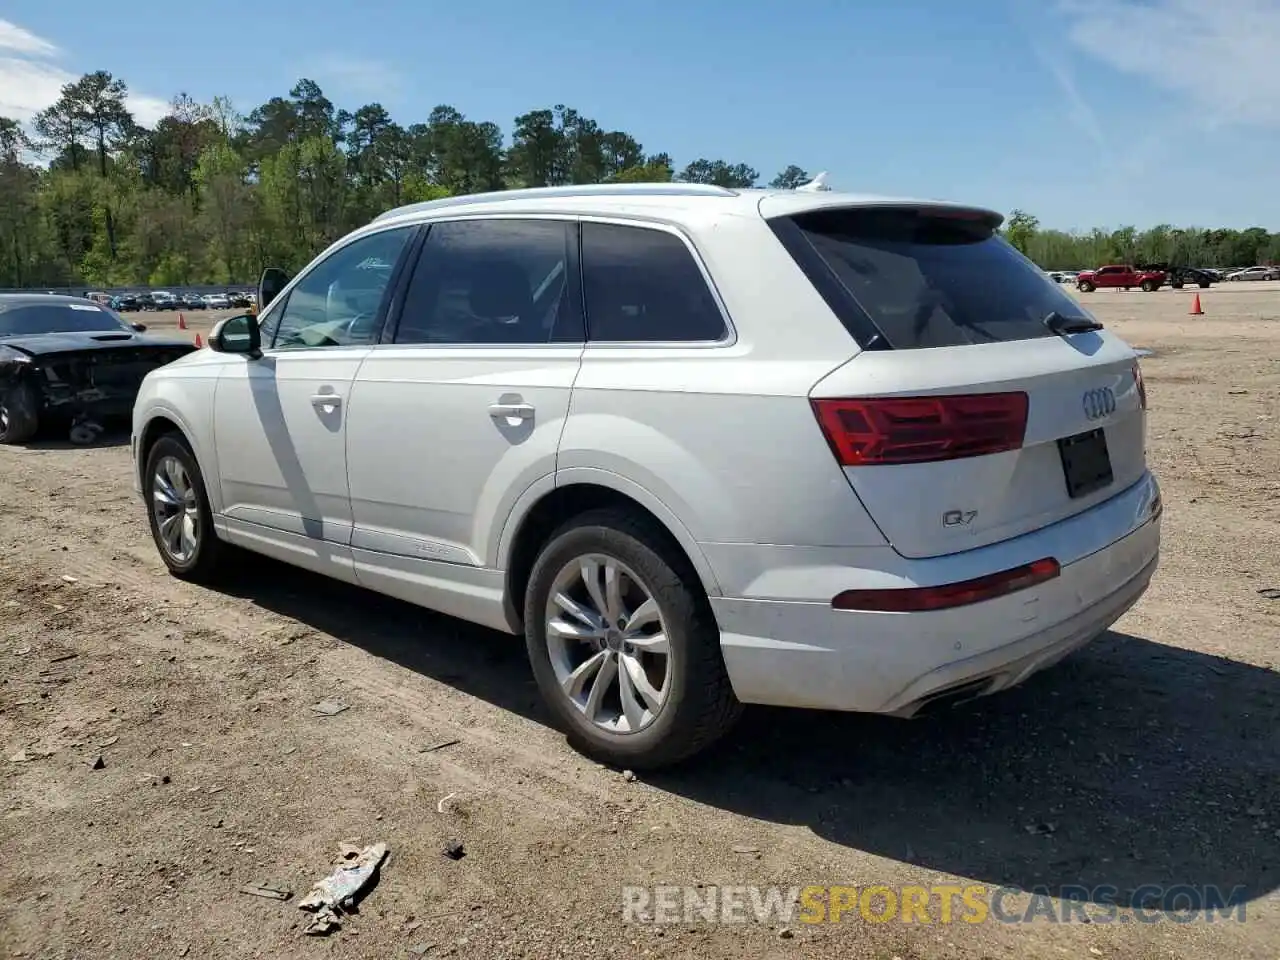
(177, 313), (187, 330)
(194, 332), (203, 348)
(1190, 294), (1204, 316)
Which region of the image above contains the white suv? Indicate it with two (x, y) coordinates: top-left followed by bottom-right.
(131, 184), (1162, 768)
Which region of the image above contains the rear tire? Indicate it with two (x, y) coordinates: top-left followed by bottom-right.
(524, 508), (741, 769)
(143, 433), (226, 582)
(1140, 279), (1157, 292)
(0, 381), (39, 444)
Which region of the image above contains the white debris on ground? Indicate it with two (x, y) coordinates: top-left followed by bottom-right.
(297, 842), (389, 936)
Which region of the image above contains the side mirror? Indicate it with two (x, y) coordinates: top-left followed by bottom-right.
(259, 267), (290, 310)
(209, 314), (262, 357)
(131, 322), (147, 333)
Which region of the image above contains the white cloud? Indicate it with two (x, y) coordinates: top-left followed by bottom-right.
(1007, 0), (1112, 163)
(1028, 38), (1109, 154)
(311, 56), (403, 101)
(0, 18), (170, 127)
(1061, 0), (1280, 127)
(125, 93), (172, 128)
(0, 19), (58, 56)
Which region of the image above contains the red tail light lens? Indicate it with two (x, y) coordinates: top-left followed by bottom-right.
(811, 393), (1029, 466)
(1132, 361), (1147, 409)
(832, 558), (1060, 612)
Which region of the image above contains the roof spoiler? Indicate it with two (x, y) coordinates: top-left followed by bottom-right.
(796, 171), (832, 193)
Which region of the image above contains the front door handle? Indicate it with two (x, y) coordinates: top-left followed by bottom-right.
(311, 393), (342, 409)
(489, 402), (534, 421)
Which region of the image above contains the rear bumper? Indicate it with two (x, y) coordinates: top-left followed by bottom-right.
(707, 472), (1161, 714)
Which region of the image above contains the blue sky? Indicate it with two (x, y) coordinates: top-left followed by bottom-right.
(3, 0), (1277, 231)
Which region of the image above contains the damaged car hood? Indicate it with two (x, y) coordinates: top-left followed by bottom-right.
(0, 331), (195, 357)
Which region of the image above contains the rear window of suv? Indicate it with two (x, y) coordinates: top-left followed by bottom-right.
(771, 207), (1083, 350)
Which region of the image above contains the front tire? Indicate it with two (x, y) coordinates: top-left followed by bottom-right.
(1077, 281), (1095, 293)
(143, 433), (225, 582)
(0, 381), (39, 444)
(524, 508), (741, 769)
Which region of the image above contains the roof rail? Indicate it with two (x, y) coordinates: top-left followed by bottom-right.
(372, 182), (739, 222)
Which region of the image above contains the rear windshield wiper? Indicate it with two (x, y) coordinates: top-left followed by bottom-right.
(1043, 311), (1104, 336)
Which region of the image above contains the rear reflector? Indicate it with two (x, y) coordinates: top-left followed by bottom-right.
(1132, 360), (1147, 409)
(832, 557), (1060, 612)
(812, 392), (1029, 466)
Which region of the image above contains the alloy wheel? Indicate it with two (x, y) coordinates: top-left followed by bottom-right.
(544, 554), (671, 734)
(151, 455), (200, 563)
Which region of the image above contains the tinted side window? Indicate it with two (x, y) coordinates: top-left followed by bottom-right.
(393, 219), (580, 345)
(581, 222), (727, 343)
(269, 226), (414, 350)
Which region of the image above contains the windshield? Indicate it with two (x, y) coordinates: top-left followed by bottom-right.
(777, 208), (1085, 349)
(0, 301), (130, 338)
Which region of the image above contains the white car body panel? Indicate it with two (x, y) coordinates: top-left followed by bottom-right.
(131, 349), (224, 498)
(712, 472), (1160, 712)
(343, 343), (582, 629)
(132, 184), (1161, 721)
(811, 333), (1146, 557)
(213, 348), (368, 544)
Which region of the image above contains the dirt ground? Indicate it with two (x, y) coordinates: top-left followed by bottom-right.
(2, 286), (1277, 959)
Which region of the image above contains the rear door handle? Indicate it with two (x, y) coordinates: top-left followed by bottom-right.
(489, 402), (534, 420)
(311, 393), (342, 409)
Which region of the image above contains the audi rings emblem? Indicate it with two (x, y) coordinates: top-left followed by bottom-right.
(1082, 387), (1116, 421)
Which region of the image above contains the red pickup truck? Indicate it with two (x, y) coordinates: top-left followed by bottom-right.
(1076, 264), (1167, 293)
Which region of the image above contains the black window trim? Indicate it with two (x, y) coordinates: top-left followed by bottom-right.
(378, 214), (588, 349)
(577, 215), (737, 349)
(259, 222), (422, 353)
(766, 215), (890, 351)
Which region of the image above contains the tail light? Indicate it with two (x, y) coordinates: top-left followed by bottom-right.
(1132, 361), (1147, 409)
(811, 393), (1028, 466)
(833, 558), (1060, 612)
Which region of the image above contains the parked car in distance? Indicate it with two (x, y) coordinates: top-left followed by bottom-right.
(229, 291), (253, 308)
(111, 294), (141, 312)
(203, 293), (231, 310)
(1, 295), (196, 444)
(1159, 265), (1215, 289)
(131, 183), (1161, 768)
(178, 293), (207, 310)
(1225, 265), (1280, 281)
(151, 291), (179, 311)
(1076, 264), (1167, 292)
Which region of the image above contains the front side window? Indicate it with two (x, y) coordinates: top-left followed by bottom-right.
(267, 226), (414, 350)
(580, 222), (728, 343)
(393, 219), (580, 345)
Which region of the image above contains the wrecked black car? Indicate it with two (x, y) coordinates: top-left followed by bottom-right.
(0, 295), (197, 445)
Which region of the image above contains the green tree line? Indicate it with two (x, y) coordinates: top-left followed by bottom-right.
(0, 72), (805, 289)
(1, 70), (1276, 288)
(1001, 210), (1280, 272)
